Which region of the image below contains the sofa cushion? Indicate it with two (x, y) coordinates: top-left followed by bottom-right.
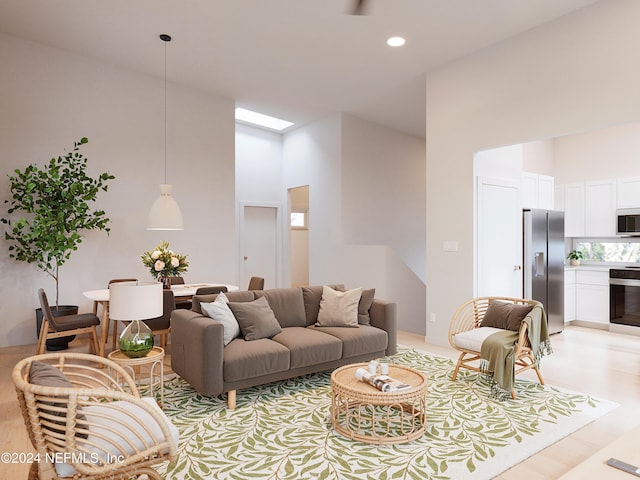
(200, 292), (241, 346)
(223, 338), (290, 382)
(253, 288), (306, 328)
(316, 286), (362, 328)
(228, 296), (282, 341)
(358, 288), (376, 325)
(192, 291), (255, 314)
(302, 284), (345, 326)
(307, 324), (388, 359)
(271, 327), (342, 369)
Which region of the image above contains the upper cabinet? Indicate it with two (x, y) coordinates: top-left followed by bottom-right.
(617, 177), (640, 208)
(521, 172), (554, 210)
(564, 182), (586, 237)
(585, 180), (616, 237)
(558, 179), (617, 237)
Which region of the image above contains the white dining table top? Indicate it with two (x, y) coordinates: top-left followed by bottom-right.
(83, 283), (239, 302)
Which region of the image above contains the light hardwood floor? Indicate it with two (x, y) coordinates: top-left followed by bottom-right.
(1, 325), (638, 479)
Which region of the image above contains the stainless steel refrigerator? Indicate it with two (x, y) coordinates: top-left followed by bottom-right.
(523, 209), (564, 334)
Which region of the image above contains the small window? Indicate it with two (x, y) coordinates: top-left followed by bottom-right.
(574, 239), (640, 263)
(290, 211), (307, 229)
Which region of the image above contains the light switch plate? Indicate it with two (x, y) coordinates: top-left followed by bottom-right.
(443, 241), (458, 252)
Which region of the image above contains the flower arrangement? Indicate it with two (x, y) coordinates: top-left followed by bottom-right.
(141, 241), (189, 280)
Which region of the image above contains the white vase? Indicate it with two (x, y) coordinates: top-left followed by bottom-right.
(570, 259), (580, 266)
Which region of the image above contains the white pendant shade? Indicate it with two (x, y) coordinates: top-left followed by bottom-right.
(147, 184), (184, 230)
(109, 281), (163, 320)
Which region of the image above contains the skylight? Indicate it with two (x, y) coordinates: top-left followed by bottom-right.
(235, 108), (294, 131)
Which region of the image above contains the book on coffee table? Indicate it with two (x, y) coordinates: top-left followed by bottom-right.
(355, 367), (412, 393)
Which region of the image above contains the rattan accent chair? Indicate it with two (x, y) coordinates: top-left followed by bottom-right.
(13, 352), (177, 480)
(37, 289), (100, 356)
(448, 296), (545, 399)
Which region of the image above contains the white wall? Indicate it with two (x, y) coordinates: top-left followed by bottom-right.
(523, 139), (554, 175)
(235, 123), (283, 203)
(0, 33), (236, 347)
(283, 113), (427, 334)
(553, 122), (640, 184)
(426, 0), (640, 346)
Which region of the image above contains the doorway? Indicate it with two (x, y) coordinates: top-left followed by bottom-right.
(239, 203), (281, 290)
(289, 186), (309, 287)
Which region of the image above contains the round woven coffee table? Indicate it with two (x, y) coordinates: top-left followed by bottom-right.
(330, 363), (427, 444)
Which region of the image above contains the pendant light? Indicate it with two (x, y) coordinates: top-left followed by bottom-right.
(147, 33), (184, 231)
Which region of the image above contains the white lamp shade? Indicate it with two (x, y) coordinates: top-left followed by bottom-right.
(147, 184), (184, 230)
(109, 282), (163, 320)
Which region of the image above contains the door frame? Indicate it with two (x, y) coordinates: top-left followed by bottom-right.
(238, 201), (283, 289)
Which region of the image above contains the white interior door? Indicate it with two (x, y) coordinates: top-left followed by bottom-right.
(477, 176), (522, 297)
(240, 205), (279, 290)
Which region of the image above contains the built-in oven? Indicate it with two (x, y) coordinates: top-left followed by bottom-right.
(610, 268), (640, 327)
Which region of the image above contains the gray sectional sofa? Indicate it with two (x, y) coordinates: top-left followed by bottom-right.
(170, 285), (397, 408)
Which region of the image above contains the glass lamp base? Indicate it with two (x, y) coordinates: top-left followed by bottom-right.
(119, 319), (154, 358)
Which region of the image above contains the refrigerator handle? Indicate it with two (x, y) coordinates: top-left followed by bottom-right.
(534, 252), (545, 277)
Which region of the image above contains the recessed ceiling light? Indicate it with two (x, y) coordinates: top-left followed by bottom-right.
(235, 108), (294, 131)
(387, 36), (405, 47)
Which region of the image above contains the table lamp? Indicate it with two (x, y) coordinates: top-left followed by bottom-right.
(109, 281), (163, 358)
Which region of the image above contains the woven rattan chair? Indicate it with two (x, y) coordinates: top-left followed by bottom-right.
(448, 296), (545, 399)
(13, 352), (177, 480)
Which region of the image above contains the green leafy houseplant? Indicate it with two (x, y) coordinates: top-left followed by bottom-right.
(1, 137), (114, 307)
(567, 250), (584, 261)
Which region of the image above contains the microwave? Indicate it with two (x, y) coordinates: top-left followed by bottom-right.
(617, 208), (640, 235)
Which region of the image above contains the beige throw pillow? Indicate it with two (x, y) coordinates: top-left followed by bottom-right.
(316, 286), (362, 328)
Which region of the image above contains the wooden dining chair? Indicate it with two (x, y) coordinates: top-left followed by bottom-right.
(248, 276), (265, 291)
(195, 285), (228, 295)
(37, 289), (100, 355)
(142, 290), (176, 348)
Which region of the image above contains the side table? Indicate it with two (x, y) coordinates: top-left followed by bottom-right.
(331, 363), (427, 444)
(107, 346), (165, 408)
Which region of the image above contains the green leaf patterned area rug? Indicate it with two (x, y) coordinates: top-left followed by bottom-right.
(158, 347), (617, 479)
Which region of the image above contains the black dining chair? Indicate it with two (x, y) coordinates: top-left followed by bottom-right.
(37, 288), (101, 355)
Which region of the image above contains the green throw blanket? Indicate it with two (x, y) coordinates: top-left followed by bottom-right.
(479, 303), (552, 399)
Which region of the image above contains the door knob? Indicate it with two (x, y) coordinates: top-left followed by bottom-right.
(244, 256), (248, 261)
(513, 265), (522, 271)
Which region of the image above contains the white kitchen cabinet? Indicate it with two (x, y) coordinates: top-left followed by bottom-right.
(522, 172), (554, 209)
(564, 269), (576, 322)
(564, 183), (585, 237)
(585, 180), (616, 237)
(575, 269), (609, 325)
(538, 175), (554, 209)
(617, 176), (640, 208)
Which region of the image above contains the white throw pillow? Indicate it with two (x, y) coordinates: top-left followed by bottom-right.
(201, 292), (241, 345)
(316, 286), (362, 327)
(55, 397), (179, 478)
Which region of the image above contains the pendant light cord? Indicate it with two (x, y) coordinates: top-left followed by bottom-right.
(160, 34), (171, 185)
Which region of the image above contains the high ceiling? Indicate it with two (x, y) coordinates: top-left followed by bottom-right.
(0, 0), (598, 138)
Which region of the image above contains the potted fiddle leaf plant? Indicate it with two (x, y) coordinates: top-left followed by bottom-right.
(1, 137), (114, 349)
